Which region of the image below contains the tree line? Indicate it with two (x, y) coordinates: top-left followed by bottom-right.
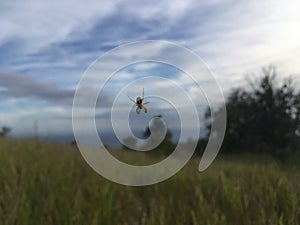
(0, 126), (11, 138)
(124, 65), (300, 157)
(203, 65), (300, 155)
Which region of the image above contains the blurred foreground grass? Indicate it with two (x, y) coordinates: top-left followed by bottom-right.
(0, 139), (299, 225)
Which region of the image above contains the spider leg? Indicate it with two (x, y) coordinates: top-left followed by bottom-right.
(136, 106), (141, 114)
(127, 95), (136, 104)
(142, 88), (144, 100)
(143, 101), (150, 104)
(142, 105), (147, 113)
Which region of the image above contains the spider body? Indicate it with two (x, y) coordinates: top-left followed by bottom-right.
(128, 88), (149, 114)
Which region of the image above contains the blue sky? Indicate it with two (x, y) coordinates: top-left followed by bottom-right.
(0, 0), (300, 143)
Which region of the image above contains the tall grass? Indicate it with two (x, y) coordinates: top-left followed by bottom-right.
(0, 139), (299, 225)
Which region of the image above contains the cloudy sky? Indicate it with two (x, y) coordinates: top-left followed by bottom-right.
(0, 0), (300, 143)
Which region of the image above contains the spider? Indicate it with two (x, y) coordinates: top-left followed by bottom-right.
(128, 88), (150, 114)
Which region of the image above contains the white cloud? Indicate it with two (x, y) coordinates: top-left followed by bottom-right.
(0, 0), (116, 50)
(1, 0), (300, 140)
(186, 0), (300, 84)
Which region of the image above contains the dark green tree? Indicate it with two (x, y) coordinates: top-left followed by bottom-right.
(0, 126), (11, 138)
(122, 136), (137, 150)
(205, 66), (300, 153)
(143, 115), (175, 156)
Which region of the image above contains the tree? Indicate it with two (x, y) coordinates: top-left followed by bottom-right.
(122, 136), (137, 150)
(121, 115), (175, 155)
(143, 126), (174, 156)
(0, 126), (12, 138)
(205, 66), (300, 154)
(143, 115), (175, 156)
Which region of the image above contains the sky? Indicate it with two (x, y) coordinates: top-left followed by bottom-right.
(0, 0), (300, 144)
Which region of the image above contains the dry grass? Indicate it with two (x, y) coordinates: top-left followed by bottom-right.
(0, 138), (299, 225)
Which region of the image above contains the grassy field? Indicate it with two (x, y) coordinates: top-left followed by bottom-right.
(0, 139), (299, 225)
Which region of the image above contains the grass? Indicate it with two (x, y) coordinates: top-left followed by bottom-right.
(0, 138), (299, 225)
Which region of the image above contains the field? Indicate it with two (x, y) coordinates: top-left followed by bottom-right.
(0, 139), (300, 225)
